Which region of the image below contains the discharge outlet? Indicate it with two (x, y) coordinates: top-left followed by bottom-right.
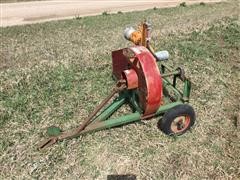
(122, 69), (138, 90)
(155, 50), (169, 61)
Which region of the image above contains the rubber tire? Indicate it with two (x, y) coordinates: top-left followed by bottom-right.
(159, 104), (196, 136)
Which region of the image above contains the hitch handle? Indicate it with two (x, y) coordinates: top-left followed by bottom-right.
(38, 80), (126, 150)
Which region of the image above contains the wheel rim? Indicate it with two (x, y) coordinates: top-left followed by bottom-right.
(170, 115), (190, 133)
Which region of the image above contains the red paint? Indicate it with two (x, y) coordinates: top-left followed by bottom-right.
(112, 49), (129, 79)
(112, 46), (163, 115)
(129, 46), (163, 115)
(122, 69), (138, 89)
(171, 115), (191, 133)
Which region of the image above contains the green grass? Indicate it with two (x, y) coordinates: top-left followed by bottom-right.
(0, 1), (239, 179)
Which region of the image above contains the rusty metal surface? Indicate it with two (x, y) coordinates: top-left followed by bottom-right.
(112, 49), (129, 79)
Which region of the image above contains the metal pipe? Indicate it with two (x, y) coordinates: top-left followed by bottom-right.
(162, 64), (174, 72)
(161, 70), (179, 78)
(155, 101), (183, 116)
(82, 101), (183, 135)
(162, 78), (183, 100)
(93, 95), (126, 122)
(80, 112), (141, 134)
(183, 79), (191, 102)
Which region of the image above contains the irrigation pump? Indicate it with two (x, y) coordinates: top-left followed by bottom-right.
(39, 21), (196, 149)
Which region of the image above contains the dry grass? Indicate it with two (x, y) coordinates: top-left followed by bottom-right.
(0, 1), (239, 179)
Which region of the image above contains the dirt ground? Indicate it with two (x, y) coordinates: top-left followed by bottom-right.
(1, 0), (223, 27)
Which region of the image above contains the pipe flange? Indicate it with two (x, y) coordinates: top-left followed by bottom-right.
(177, 67), (186, 81)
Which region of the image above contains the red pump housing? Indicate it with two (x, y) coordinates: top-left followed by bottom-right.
(112, 46), (163, 116)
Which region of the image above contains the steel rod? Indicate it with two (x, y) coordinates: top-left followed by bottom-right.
(161, 70), (179, 78)
(93, 95), (126, 122)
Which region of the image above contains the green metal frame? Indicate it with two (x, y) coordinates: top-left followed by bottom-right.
(40, 23), (194, 149)
(45, 64), (192, 140)
(77, 98), (183, 136)
(75, 63), (192, 135)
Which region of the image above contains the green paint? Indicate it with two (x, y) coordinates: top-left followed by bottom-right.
(99, 112), (141, 129)
(183, 79), (191, 102)
(128, 91), (142, 113)
(162, 78), (182, 100)
(94, 95), (126, 122)
(79, 101), (183, 135)
(47, 126), (62, 137)
(80, 112), (141, 134)
(161, 70), (179, 78)
(155, 101), (183, 115)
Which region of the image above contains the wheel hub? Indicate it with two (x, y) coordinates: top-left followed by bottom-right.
(171, 115), (190, 133)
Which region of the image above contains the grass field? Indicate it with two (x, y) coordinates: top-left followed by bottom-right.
(0, 1), (240, 179)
